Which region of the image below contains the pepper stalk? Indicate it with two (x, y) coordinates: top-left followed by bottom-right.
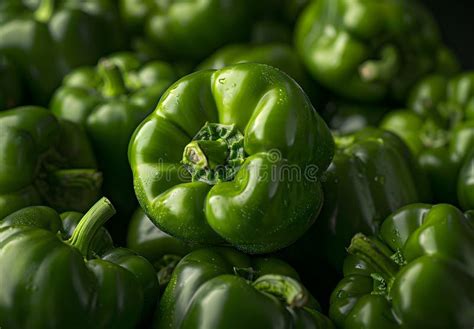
(68, 197), (116, 258)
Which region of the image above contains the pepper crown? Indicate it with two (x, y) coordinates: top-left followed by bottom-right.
(182, 122), (245, 185)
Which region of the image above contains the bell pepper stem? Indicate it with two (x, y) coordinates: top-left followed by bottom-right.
(253, 274), (309, 308)
(67, 197), (116, 257)
(233, 266), (258, 281)
(348, 233), (399, 290)
(155, 255), (182, 289)
(182, 122), (245, 185)
(35, 0), (55, 22)
(183, 140), (228, 169)
(359, 46), (399, 83)
(98, 60), (128, 97)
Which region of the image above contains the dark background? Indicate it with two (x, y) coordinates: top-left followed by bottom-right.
(421, 0), (474, 69)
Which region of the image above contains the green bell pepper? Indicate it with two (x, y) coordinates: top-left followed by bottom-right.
(0, 106), (102, 219)
(0, 0), (124, 104)
(156, 247), (334, 329)
(0, 197), (159, 329)
(24, 0), (124, 69)
(295, 0), (459, 103)
(119, 0), (255, 60)
(381, 72), (474, 209)
(0, 54), (22, 110)
(296, 128), (430, 271)
(127, 207), (200, 289)
(51, 52), (178, 243)
(330, 203), (474, 328)
(279, 128), (430, 308)
(129, 63), (334, 253)
(0, 0), (62, 104)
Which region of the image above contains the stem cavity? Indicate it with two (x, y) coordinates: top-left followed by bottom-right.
(182, 122), (245, 185)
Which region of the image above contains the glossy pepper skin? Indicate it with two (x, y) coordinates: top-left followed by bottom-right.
(198, 43), (308, 85)
(0, 0), (124, 104)
(156, 247), (334, 329)
(300, 128), (430, 271)
(295, 0), (459, 103)
(127, 207), (200, 289)
(196, 42), (323, 105)
(0, 106), (102, 219)
(0, 55), (22, 110)
(119, 0), (255, 60)
(0, 197), (159, 329)
(381, 72), (474, 210)
(51, 52), (178, 243)
(129, 63), (334, 254)
(330, 203), (474, 328)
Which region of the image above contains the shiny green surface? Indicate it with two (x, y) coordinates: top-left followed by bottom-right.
(381, 72), (474, 209)
(197, 42), (325, 105)
(156, 248), (334, 329)
(0, 197), (159, 329)
(0, 0), (124, 104)
(129, 63), (334, 253)
(330, 203), (474, 328)
(198, 43), (309, 88)
(312, 128), (430, 269)
(0, 106), (101, 218)
(295, 0), (458, 103)
(51, 52), (178, 242)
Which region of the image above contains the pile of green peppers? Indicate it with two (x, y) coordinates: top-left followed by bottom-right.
(0, 0), (473, 328)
